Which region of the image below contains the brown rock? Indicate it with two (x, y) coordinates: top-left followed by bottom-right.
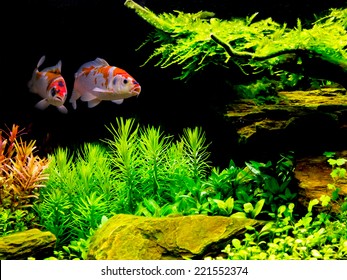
(225, 87), (347, 158)
(0, 229), (56, 260)
(294, 151), (347, 212)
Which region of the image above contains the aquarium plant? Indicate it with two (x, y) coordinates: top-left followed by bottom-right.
(33, 118), (298, 256)
(33, 143), (117, 247)
(0, 119), (343, 259)
(207, 151), (347, 260)
(124, 0), (347, 97)
(0, 125), (49, 236)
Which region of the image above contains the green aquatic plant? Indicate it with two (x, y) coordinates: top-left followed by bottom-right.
(34, 143), (117, 247)
(104, 118), (212, 213)
(209, 152), (347, 260)
(137, 125), (172, 199)
(34, 188), (73, 247)
(181, 127), (211, 181)
(33, 118), (300, 256)
(103, 118), (140, 213)
(125, 0), (347, 91)
(322, 152), (347, 211)
(209, 201), (347, 260)
(0, 208), (36, 237)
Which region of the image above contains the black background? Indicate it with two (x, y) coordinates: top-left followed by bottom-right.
(2, 0), (346, 166)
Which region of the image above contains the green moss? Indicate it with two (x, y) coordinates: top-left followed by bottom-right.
(125, 1), (347, 91)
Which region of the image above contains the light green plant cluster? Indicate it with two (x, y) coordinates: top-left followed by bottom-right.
(125, 0), (346, 83)
(103, 118), (297, 218)
(102, 117), (211, 213)
(33, 143), (116, 248)
(209, 151), (347, 260)
(208, 200), (347, 260)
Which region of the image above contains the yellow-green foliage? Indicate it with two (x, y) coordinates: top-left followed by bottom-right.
(0, 125), (49, 211)
(125, 0), (347, 81)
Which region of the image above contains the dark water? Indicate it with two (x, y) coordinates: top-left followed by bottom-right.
(2, 0), (346, 167)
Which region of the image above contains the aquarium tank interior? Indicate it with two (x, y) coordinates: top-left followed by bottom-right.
(1, 0), (347, 260)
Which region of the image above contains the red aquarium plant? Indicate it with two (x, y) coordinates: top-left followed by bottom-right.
(0, 124), (49, 211)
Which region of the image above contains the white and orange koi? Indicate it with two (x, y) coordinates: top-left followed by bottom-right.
(70, 58), (141, 109)
(28, 56), (68, 114)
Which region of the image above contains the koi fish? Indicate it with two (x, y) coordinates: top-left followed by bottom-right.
(69, 58), (141, 109)
(28, 56), (68, 114)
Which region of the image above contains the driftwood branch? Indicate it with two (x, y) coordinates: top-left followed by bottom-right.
(211, 33), (347, 90)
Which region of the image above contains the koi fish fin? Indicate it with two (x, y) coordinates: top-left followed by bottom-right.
(94, 58), (109, 66)
(75, 58), (109, 75)
(80, 91), (97, 101)
(92, 87), (113, 93)
(41, 60), (62, 74)
(57, 105), (68, 114)
(37, 56), (46, 68)
(69, 89), (81, 110)
(88, 99), (102, 108)
(112, 99), (124, 104)
(35, 99), (50, 110)
(28, 56), (46, 89)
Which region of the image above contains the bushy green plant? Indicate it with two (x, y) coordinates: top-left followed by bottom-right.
(209, 200), (347, 260)
(0, 208), (37, 237)
(108, 119), (299, 219)
(103, 118), (141, 213)
(34, 143), (117, 247)
(104, 117), (212, 214)
(208, 154), (347, 260)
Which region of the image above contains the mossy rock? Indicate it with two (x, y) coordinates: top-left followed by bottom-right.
(87, 214), (264, 260)
(0, 229), (56, 260)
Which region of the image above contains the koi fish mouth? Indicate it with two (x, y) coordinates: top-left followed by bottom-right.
(131, 85), (141, 95)
(54, 95), (65, 102)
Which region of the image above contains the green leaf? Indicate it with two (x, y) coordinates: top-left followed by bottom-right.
(308, 199), (319, 212)
(311, 249), (322, 258)
(277, 205), (287, 217)
(243, 202), (254, 213)
(225, 197), (235, 213)
(213, 199), (226, 210)
(260, 222), (274, 233)
(336, 158), (347, 166)
(232, 238), (242, 249)
(252, 199), (265, 218)
(323, 151), (336, 158)
(230, 212), (247, 219)
(328, 158), (337, 166)
(245, 225), (255, 231)
(319, 195), (331, 207)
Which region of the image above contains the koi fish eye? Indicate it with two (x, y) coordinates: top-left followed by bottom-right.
(50, 87), (57, 96)
(113, 76), (128, 85)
